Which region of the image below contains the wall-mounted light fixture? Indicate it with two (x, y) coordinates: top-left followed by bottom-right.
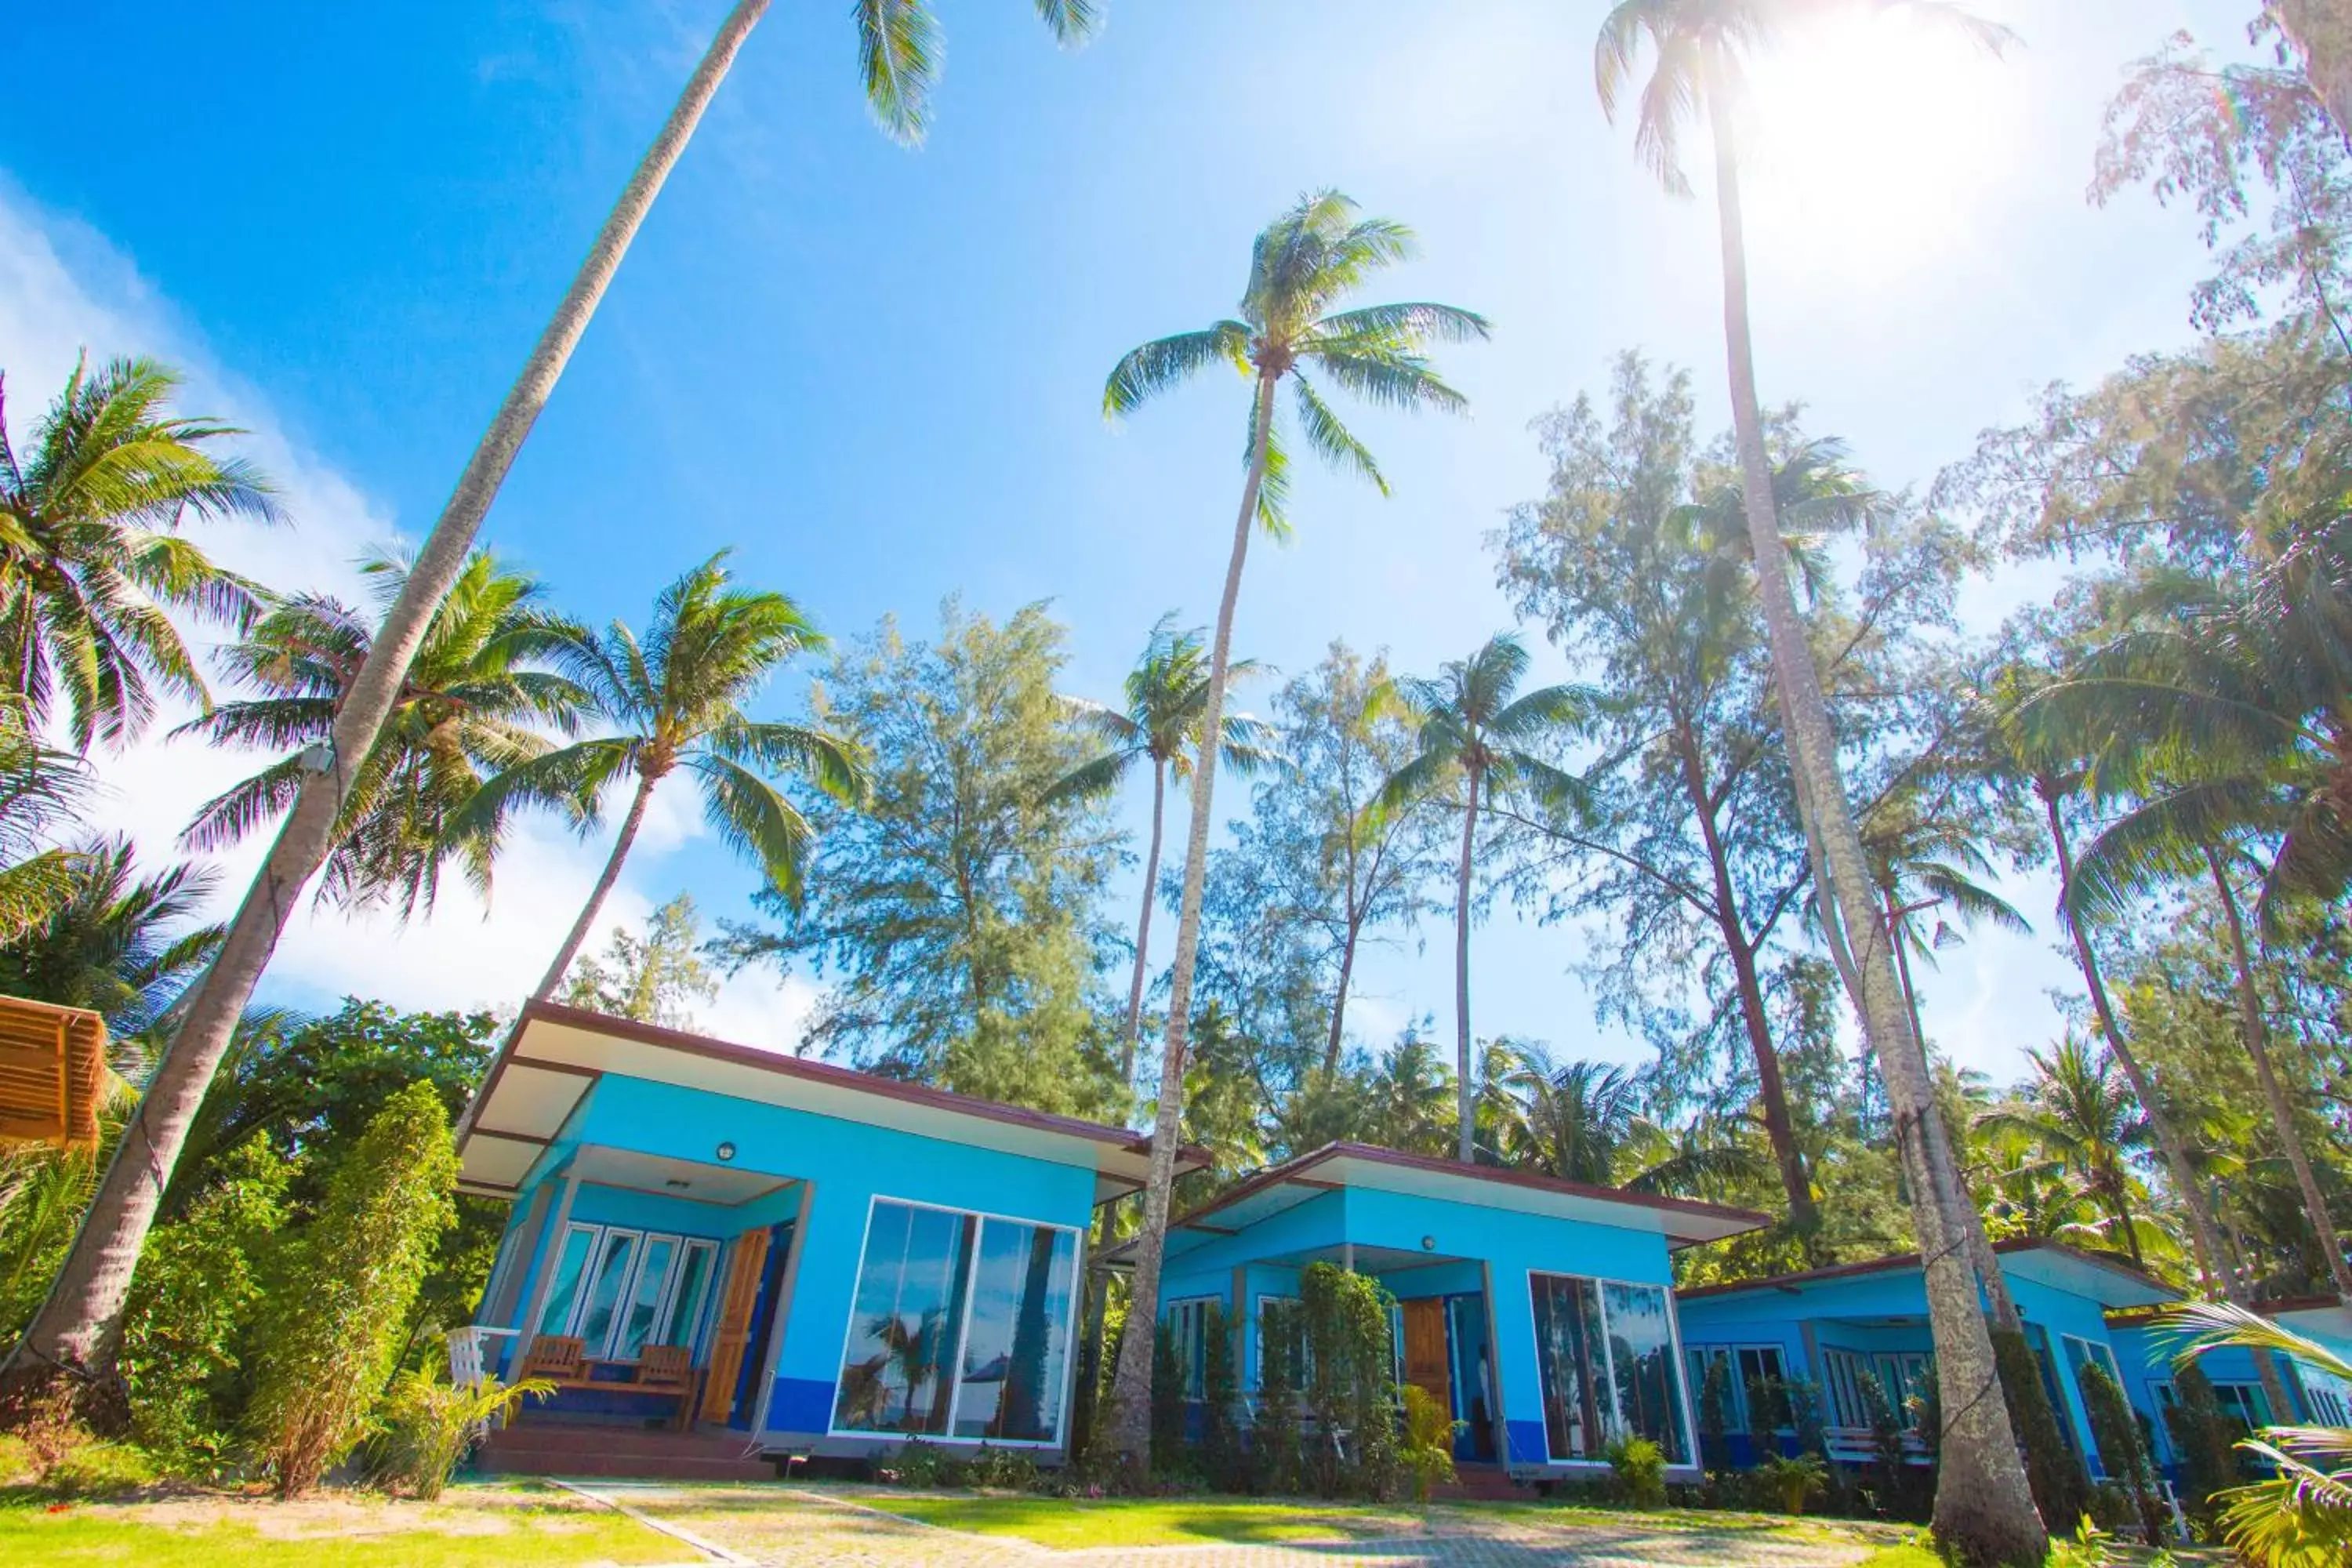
(715, 1141), (737, 1163)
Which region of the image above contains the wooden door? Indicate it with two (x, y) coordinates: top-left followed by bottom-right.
(1402, 1297), (1452, 1415)
(697, 1227), (772, 1425)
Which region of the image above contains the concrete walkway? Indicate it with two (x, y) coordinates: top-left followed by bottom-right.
(568, 1483), (1883, 1568)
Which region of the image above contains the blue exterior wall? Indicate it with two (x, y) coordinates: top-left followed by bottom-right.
(483, 1072), (1104, 1451)
(1151, 1185), (1689, 1474)
(1675, 1265), (2131, 1470)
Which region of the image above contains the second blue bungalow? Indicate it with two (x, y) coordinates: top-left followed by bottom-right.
(1674, 1240), (2176, 1475)
(1102, 1143), (1769, 1483)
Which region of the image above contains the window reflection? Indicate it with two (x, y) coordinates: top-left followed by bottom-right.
(1530, 1272), (1692, 1465)
(834, 1200), (1080, 1444)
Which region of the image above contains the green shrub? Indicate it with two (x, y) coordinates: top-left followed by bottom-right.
(884, 1436), (955, 1486)
(31, 1437), (160, 1497)
(1744, 1372), (1785, 1463)
(1990, 1326), (2090, 1534)
(962, 1443), (1041, 1491)
(244, 1080), (459, 1495)
(2075, 1359), (2165, 1545)
(1149, 1320), (1187, 1476)
(1200, 1301), (1244, 1490)
(1758, 1450), (1827, 1515)
(1398, 1383), (1459, 1502)
(118, 1137), (289, 1469)
(1605, 1432), (1668, 1507)
(1254, 1297), (1303, 1494)
(368, 1364), (548, 1500)
(1298, 1261), (1400, 1499)
(2160, 1359), (2241, 1538)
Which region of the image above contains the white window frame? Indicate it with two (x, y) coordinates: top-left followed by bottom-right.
(825, 1193), (1085, 1449)
(539, 1222), (724, 1360)
(1526, 1269), (1699, 1468)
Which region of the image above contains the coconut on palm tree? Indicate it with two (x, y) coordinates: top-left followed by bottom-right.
(1044, 615), (1276, 1085)
(6, 0), (1105, 1406)
(176, 551), (592, 921)
(0, 356), (275, 751)
(1380, 633), (1590, 1165)
(1595, 4), (2043, 1558)
(1094, 191), (1487, 1471)
(458, 553), (864, 1004)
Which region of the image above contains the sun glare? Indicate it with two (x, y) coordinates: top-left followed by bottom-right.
(1737, 10), (2018, 280)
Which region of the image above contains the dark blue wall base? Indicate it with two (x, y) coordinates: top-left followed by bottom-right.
(764, 1377), (837, 1436)
(1506, 1420), (1548, 1465)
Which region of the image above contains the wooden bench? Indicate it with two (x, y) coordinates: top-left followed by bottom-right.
(515, 1336), (702, 1426)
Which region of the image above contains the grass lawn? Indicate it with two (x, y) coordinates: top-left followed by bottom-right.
(848, 1489), (1431, 1548)
(0, 1484), (684, 1566)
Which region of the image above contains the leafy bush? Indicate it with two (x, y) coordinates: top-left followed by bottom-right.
(2076, 1359), (2166, 1544)
(1990, 1326), (2090, 1534)
(883, 1436), (955, 1487)
(244, 1080), (459, 1495)
(1605, 1432), (1667, 1507)
(1253, 1297), (1303, 1494)
(369, 1365), (548, 1499)
(118, 1137), (289, 1468)
(1758, 1450), (1827, 1515)
(962, 1443), (1041, 1491)
(1199, 1301), (1244, 1491)
(1298, 1262), (1400, 1498)
(2160, 1359), (2241, 1538)
(1744, 1371), (1786, 1463)
(1398, 1383), (1459, 1502)
(1149, 1320), (1187, 1475)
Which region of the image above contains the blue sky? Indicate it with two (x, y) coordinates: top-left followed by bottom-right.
(0, 1), (2262, 1082)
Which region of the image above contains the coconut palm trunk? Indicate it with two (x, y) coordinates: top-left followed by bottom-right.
(2038, 789), (2233, 1294)
(2206, 844), (2352, 1302)
(2273, 2), (2352, 142)
(1116, 761), (1170, 1084)
(533, 772), (660, 1002)
(1102, 370), (1276, 1469)
(3, 2), (771, 1396)
(1707, 89), (2044, 1561)
(1452, 762), (1483, 1165)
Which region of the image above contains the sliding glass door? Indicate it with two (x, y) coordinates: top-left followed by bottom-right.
(833, 1198), (1083, 1446)
(1529, 1272), (1693, 1465)
(534, 1223), (723, 1360)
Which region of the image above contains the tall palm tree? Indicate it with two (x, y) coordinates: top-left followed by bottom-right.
(1095, 191), (1487, 1469)
(1044, 616), (1276, 1084)
(8, 0), (1107, 1403)
(175, 551), (591, 921)
(459, 554), (864, 1003)
(0, 356), (275, 750)
(1367, 1029), (1455, 1157)
(1594, 5), (2045, 1558)
(1381, 634), (1590, 1165)
(0, 838), (221, 1040)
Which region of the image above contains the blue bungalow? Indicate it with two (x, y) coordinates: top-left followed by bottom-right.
(2107, 1296), (2352, 1480)
(1673, 1240), (2176, 1475)
(1101, 1142), (1768, 1483)
(450, 1000), (1203, 1468)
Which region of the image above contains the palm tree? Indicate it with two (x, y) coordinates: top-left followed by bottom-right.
(1381, 634), (1590, 1165)
(1978, 1037), (2162, 1266)
(0, 355), (274, 750)
(1044, 616), (1276, 1084)
(1095, 191), (1487, 1469)
(175, 551), (591, 921)
(1510, 1054), (1642, 1186)
(1595, 4), (2043, 1557)
(0, 709), (92, 946)
(2164, 1300), (2352, 1564)
(459, 554), (864, 1003)
(0, 838), (221, 1040)
(1367, 1029), (1455, 1157)
(7, 0), (1106, 1403)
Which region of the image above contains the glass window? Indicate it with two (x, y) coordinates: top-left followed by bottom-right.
(661, 1240), (720, 1352)
(617, 1236), (677, 1359)
(1530, 1273), (1611, 1461)
(576, 1229), (641, 1357)
(535, 1225), (596, 1338)
(1254, 1294), (1305, 1388)
(835, 1202), (977, 1436)
(953, 1218), (1079, 1442)
(1603, 1280), (1690, 1465)
(1167, 1298), (1216, 1399)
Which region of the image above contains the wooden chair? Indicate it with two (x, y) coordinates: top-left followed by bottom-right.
(518, 1334), (593, 1388)
(635, 1343), (702, 1428)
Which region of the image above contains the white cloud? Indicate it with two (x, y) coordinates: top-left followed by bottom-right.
(0, 183), (818, 1052)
